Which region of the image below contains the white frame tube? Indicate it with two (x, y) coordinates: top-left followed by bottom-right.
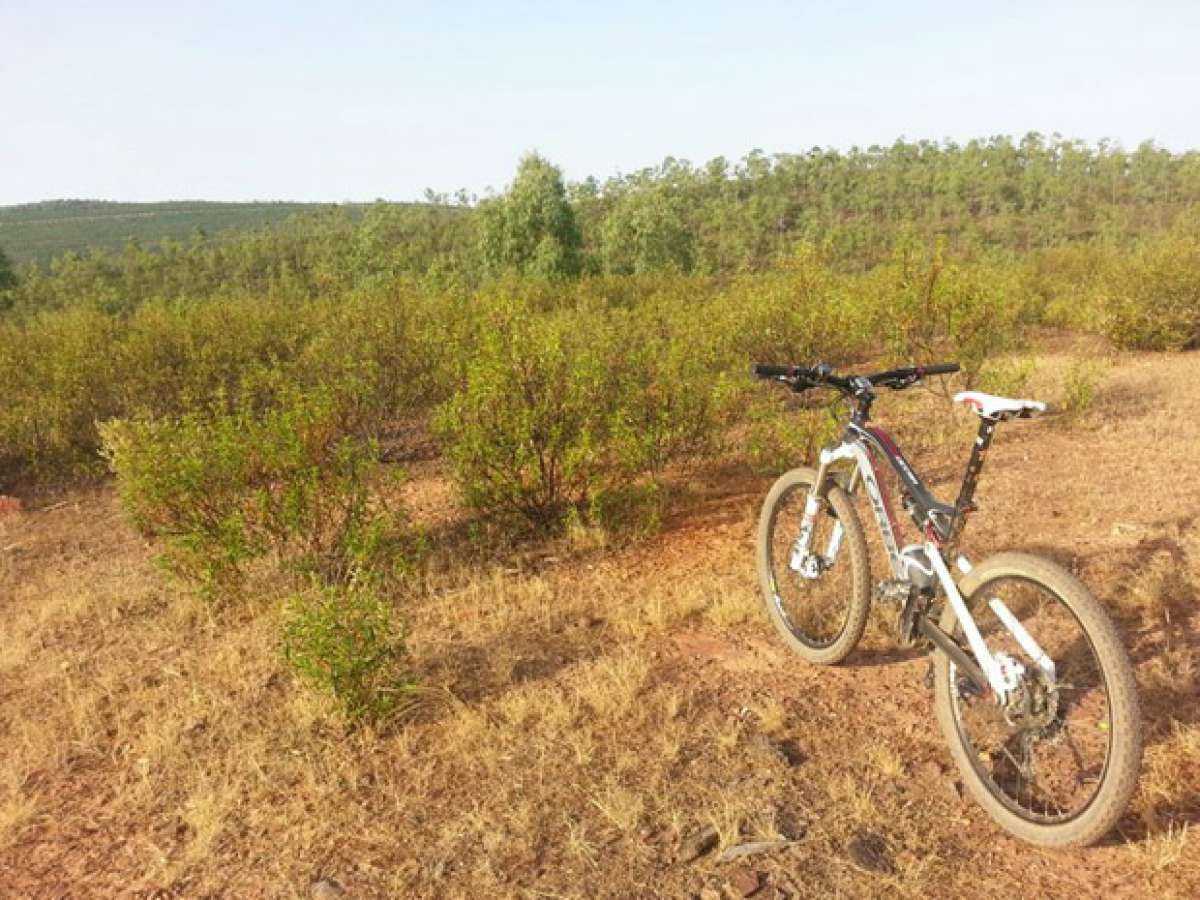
(989, 597), (1055, 681)
(927, 543), (1010, 700)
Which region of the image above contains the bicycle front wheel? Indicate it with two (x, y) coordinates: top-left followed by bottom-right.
(932, 552), (1142, 846)
(756, 467), (871, 664)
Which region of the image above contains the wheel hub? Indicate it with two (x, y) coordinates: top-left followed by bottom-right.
(1001, 666), (1060, 733)
(789, 543), (827, 579)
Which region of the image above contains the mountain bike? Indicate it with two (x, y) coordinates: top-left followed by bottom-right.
(752, 361), (1141, 847)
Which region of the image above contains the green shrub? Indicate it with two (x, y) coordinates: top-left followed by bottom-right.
(100, 387), (396, 599)
(295, 287), (455, 433)
(434, 298), (617, 526)
(720, 246), (873, 366)
(873, 241), (1025, 385)
(979, 356), (1037, 398)
(1104, 233), (1200, 350)
(117, 296), (315, 418)
(1020, 241), (1112, 333)
(1059, 357), (1107, 420)
(0, 305), (123, 480)
(282, 577), (413, 723)
(739, 392), (841, 474)
(434, 294), (728, 530)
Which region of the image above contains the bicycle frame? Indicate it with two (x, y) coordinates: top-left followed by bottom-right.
(793, 423), (1048, 704)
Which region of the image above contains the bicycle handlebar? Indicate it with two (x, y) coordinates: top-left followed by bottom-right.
(867, 362), (960, 385)
(751, 363), (804, 379)
(751, 361), (960, 393)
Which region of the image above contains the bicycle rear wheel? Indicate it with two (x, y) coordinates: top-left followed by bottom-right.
(756, 467), (871, 664)
(932, 553), (1142, 846)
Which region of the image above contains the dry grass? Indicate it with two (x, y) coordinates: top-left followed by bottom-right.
(2, 344), (1199, 897)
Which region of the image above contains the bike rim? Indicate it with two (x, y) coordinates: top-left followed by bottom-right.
(948, 576), (1114, 824)
(767, 482), (855, 648)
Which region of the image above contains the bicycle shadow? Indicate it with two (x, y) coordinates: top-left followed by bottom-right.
(846, 644), (927, 667)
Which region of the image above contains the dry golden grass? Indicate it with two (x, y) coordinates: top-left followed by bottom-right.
(2, 344), (1199, 897)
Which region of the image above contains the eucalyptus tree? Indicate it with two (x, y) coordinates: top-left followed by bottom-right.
(479, 154), (582, 278)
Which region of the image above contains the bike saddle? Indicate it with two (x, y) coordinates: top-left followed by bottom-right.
(954, 391), (1046, 421)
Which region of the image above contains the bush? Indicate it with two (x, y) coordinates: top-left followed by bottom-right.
(100, 387), (396, 599)
(295, 287), (455, 433)
(117, 296), (316, 419)
(1020, 242), (1112, 333)
(738, 392), (841, 474)
(282, 577), (413, 723)
(719, 245), (874, 367)
(0, 305), (123, 481)
(872, 241), (1026, 385)
(434, 298), (617, 526)
(979, 356), (1037, 398)
(1059, 357), (1107, 420)
(434, 294), (729, 530)
(1104, 233), (1200, 350)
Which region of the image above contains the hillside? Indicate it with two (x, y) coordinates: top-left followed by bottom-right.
(1, 136), (1198, 896)
(0, 199), (366, 268)
(1, 342), (1196, 896)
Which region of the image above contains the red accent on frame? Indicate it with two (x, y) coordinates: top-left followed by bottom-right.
(864, 443), (902, 538)
(865, 426), (902, 457)
(925, 523), (943, 548)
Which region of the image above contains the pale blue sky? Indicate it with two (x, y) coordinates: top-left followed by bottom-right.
(4, 1), (1199, 204)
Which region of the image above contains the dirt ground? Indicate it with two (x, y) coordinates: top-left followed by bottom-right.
(2, 346), (1198, 898)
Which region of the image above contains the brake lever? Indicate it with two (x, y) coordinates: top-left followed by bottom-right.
(885, 374), (921, 391)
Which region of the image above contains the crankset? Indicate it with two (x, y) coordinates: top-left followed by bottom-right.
(875, 580), (932, 646)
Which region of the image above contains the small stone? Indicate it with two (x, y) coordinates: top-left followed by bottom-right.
(680, 825), (720, 863)
(776, 739), (805, 768)
(846, 832), (895, 875)
(310, 878), (344, 899)
(774, 807), (808, 842)
(699, 888), (722, 900)
(724, 866), (762, 898)
(716, 840), (791, 863)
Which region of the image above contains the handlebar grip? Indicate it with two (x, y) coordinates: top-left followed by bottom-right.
(752, 363), (798, 379)
(920, 362), (960, 376)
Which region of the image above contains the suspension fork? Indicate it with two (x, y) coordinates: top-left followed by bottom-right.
(793, 454), (861, 569)
(824, 467), (861, 559)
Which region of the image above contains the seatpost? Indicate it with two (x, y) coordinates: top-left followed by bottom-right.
(949, 417), (998, 541)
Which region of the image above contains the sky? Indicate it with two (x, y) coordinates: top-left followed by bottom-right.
(4, 1), (1200, 205)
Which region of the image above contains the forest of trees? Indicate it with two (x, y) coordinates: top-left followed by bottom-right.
(3, 133), (1200, 315)
(2, 131), (1199, 486)
(0, 199), (364, 268)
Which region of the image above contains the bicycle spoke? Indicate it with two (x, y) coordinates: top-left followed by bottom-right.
(768, 483), (855, 648)
(950, 575), (1114, 824)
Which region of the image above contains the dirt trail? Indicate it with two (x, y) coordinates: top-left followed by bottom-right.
(1, 349), (1198, 898)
